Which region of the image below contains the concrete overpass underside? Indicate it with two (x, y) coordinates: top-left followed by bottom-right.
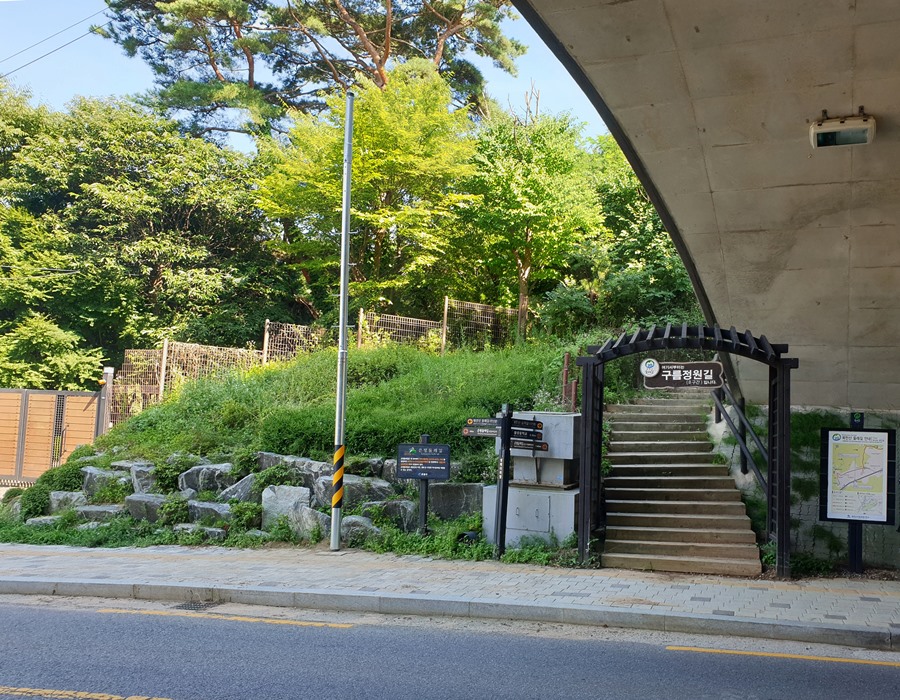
(515, 0), (900, 409)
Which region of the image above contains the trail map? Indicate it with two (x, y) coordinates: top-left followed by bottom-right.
(825, 431), (889, 522)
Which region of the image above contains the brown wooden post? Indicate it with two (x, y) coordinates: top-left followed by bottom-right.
(357, 308), (364, 349)
(158, 338), (169, 401)
(441, 296), (449, 356)
(262, 319), (270, 365)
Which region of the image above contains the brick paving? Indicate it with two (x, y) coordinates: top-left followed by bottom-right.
(0, 543), (897, 649)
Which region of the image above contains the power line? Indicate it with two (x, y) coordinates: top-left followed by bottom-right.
(0, 9), (107, 65)
(1, 21), (112, 80)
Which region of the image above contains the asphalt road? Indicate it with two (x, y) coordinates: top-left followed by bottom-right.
(0, 596), (898, 700)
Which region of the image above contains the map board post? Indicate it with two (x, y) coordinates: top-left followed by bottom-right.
(397, 435), (451, 535)
(819, 426), (897, 573)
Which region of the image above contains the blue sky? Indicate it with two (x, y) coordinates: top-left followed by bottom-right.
(0, 0), (608, 139)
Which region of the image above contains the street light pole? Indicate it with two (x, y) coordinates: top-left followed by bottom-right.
(330, 90), (354, 551)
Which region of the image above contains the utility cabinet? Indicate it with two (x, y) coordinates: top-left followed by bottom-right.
(482, 411), (582, 546)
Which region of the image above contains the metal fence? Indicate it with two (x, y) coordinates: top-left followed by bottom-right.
(263, 320), (327, 362)
(443, 298), (519, 351)
(110, 340), (262, 426)
(110, 298), (520, 425)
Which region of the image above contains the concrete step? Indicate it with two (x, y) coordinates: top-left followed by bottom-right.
(606, 512), (752, 530)
(605, 487), (742, 502)
(604, 539), (761, 560)
(608, 451), (720, 464)
(606, 499), (748, 516)
(610, 430), (709, 442)
(607, 404), (708, 415)
(609, 464), (732, 477)
(608, 440), (713, 453)
(609, 420), (708, 432)
(600, 552), (762, 577)
(605, 475), (738, 490)
(634, 398), (711, 407)
(605, 525), (757, 544)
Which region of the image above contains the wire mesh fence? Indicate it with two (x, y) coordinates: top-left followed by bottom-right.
(110, 341), (263, 426)
(110, 298), (520, 425)
(356, 310), (443, 350)
(444, 299), (519, 350)
(263, 320), (328, 362)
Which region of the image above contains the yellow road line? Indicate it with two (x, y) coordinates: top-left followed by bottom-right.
(96, 608), (352, 629)
(0, 686), (169, 699)
(666, 646), (900, 667)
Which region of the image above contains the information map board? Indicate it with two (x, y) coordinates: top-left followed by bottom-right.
(397, 443), (451, 480)
(819, 428), (896, 524)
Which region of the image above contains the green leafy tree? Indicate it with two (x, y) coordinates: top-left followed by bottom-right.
(257, 60), (475, 318)
(0, 314), (104, 390)
(0, 87), (304, 367)
(101, 0), (525, 135)
(592, 135), (700, 326)
(461, 107), (603, 335)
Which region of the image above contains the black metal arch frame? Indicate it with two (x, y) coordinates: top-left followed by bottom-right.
(577, 325), (799, 578)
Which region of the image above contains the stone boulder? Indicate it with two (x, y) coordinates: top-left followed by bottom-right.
(257, 453), (333, 490)
(76, 505), (125, 522)
(188, 500), (232, 524)
(340, 515), (379, 545)
(313, 474), (394, 509)
(287, 504), (330, 541)
(361, 499), (418, 533)
(261, 485), (311, 530)
(219, 474), (258, 503)
(76, 521), (110, 531)
(49, 490), (87, 514)
(429, 483), (483, 520)
(174, 523), (227, 542)
(81, 466), (130, 499)
(111, 460), (156, 494)
(177, 464), (235, 493)
(25, 516), (61, 527)
(125, 493), (166, 523)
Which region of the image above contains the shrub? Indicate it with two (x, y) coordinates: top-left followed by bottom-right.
(2, 488), (24, 504)
(229, 502), (262, 531)
(158, 495), (189, 526)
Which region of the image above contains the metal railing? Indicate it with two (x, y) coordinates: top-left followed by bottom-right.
(711, 383), (768, 491)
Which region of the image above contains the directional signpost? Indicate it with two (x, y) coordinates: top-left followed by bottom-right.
(462, 409), (550, 556)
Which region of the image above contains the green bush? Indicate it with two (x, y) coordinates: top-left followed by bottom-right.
(229, 502), (262, 531)
(158, 495), (189, 526)
(1, 488), (24, 504)
(19, 484), (51, 521)
(19, 461), (87, 520)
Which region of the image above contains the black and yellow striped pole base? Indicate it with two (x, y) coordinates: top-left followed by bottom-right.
(329, 444), (345, 550)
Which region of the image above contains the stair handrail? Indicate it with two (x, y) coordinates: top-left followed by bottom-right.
(711, 384), (768, 492)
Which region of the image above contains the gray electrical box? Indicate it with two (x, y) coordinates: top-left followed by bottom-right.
(483, 484), (578, 547)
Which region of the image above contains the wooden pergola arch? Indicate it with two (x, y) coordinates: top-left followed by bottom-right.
(577, 324), (799, 578)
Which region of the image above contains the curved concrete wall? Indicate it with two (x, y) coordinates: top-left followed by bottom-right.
(516, 0), (900, 409)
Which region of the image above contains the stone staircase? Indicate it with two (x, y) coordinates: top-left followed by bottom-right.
(601, 391), (761, 576)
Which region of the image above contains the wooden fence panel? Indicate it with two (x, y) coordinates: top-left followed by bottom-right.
(0, 393), (23, 478)
(63, 395), (98, 462)
(21, 394), (56, 480)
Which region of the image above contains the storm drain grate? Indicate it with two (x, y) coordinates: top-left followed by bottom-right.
(172, 601), (221, 611)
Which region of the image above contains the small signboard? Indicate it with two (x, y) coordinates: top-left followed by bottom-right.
(462, 425), (499, 438)
(640, 359), (724, 389)
(397, 443), (451, 480)
(819, 429), (896, 524)
(466, 417), (500, 427)
(512, 418), (543, 430)
(510, 438), (549, 452)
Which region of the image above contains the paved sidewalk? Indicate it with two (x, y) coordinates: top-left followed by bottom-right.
(0, 543), (898, 650)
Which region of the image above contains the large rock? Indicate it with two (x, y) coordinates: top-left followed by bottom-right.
(340, 515), (379, 545)
(261, 485), (311, 530)
(257, 453), (333, 490)
(287, 505), (330, 542)
(174, 523), (227, 542)
(76, 505), (125, 522)
(25, 516), (61, 527)
(125, 493), (166, 523)
(188, 500), (232, 524)
(361, 499), (418, 533)
(219, 474), (258, 503)
(177, 464), (235, 493)
(429, 483), (483, 520)
(81, 467), (130, 499)
(313, 474), (394, 509)
(49, 490), (87, 514)
(110, 460), (156, 494)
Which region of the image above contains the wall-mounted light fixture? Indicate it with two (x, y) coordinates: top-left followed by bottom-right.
(810, 107), (875, 148)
